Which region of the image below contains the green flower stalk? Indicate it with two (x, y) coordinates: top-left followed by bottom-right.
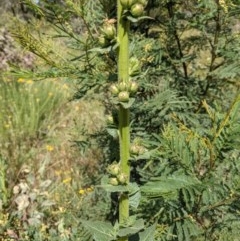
(117, 0), (130, 240)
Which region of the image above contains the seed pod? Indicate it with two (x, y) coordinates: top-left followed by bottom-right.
(120, 0), (137, 8)
(130, 144), (141, 155)
(109, 177), (119, 186)
(98, 35), (109, 47)
(110, 84), (120, 96)
(106, 115), (114, 125)
(118, 91), (130, 102)
(138, 146), (146, 155)
(117, 173), (128, 185)
(130, 3), (144, 17)
(118, 81), (128, 91)
(101, 23), (116, 40)
(129, 81), (138, 94)
(107, 163), (120, 176)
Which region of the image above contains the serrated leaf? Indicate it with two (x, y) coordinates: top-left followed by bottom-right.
(106, 127), (119, 139)
(139, 223), (156, 241)
(129, 188), (141, 209)
(118, 219), (145, 237)
(81, 220), (116, 241)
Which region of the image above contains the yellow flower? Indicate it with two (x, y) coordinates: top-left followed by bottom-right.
(62, 177), (72, 184)
(219, 0), (228, 13)
(17, 78), (25, 83)
(86, 186), (94, 192)
(79, 189), (85, 195)
(26, 80), (33, 84)
(144, 43), (152, 52)
(48, 92), (53, 97)
(46, 145), (54, 152)
(55, 170), (62, 176)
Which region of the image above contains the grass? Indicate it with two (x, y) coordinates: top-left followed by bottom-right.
(0, 14), (109, 239)
(0, 74), (107, 240)
(0, 77), (70, 164)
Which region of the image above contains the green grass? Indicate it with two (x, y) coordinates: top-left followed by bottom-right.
(0, 77), (70, 162)
(0, 75), (107, 240)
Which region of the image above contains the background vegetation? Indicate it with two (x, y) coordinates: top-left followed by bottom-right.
(0, 0), (240, 240)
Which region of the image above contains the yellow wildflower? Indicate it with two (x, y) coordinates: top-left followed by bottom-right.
(26, 80), (33, 84)
(48, 92), (53, 97)
(62, 177), (72, 184)
(46, 145), (54, 152)
(79, 189), (85, 195)
(144, 43), (152, 52)
(55, 170), (62, 176)
(86, 186), (94, 192)
(17, 78), (25, 83)
(219, 0), (228, 13)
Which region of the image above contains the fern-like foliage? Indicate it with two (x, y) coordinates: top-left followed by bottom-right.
(138, 93), (240, 240)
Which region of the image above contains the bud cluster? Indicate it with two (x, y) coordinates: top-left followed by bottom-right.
(109, 80), (138, 102)
(99, 20), (117, 47)
(130, 138), (147, 156)
(107, 163), (128, 185)
(130, 143), (146, 156)
(120, 0), (148, 18)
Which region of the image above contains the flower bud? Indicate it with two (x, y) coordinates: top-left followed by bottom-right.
(129, 81), (138, 94)
(117, 173), (128, 185)
(107, 163), (120, 176)
(106, 115), (114, 125)
(118, 81), (128, 91)
(110, 84), (120, 96)
(138, 146), (146, 155)
(130, 144), (141, 155)
(130, 3), (144, 17)
(98, 35), (109, 47)
(109, 177), (119, 186)
(101, 23), (116, 40)
(118, 91), (130, 102)
(120, 0), (137, 8)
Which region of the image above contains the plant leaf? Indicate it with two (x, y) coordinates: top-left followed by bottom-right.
(129, 183), (141, 209)
(139, 223), (156, 241)
(81, 220), (116, 241)
(118, 219), (145, 237)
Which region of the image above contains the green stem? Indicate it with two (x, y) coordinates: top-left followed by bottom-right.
(117, 1), (130, 240)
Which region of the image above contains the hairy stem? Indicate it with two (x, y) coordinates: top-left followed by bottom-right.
(117, 1), (130, 240)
